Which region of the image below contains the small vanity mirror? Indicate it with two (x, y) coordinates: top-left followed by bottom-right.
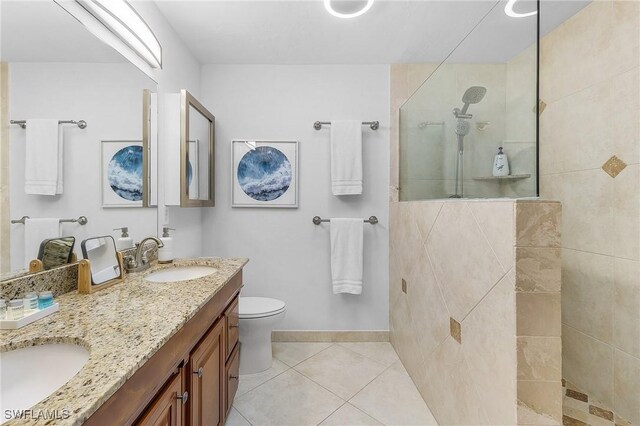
(181, 90), (215, 207)
(81, 236), (122, 285)
(38, 237), (75, 271)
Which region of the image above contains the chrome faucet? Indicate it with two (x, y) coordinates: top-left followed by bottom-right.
(126, 237), (164, 273)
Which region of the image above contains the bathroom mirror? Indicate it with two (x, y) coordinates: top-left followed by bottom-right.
(81, 236), (121, 285)
(0, 0), (159, 278)
(38, 237), (76, 271)
(181, 90), (215, 207)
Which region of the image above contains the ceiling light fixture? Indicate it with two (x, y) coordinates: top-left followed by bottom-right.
(54, 0), (161, 81)
(504, 0), (537, 18)
(324, 0), (374, 19)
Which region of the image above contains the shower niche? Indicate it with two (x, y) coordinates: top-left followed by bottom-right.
(398, 1), (538, 200)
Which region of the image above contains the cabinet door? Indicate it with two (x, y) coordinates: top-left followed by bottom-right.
(135, 372), (184, 426)
(225, 343), (240, 415)
(190, 319), (224, 426)
(225, 296), (239, 360)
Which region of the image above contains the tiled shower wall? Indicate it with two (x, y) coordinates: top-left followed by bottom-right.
(389, 199), (562, 425)
(539, 1), (640, 423)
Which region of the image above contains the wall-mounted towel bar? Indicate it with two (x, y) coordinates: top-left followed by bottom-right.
(314, 121), (379, 131)
(312, 215), (378, 225)
(11, 215), (88, 225)
(10, 120), (88, 129)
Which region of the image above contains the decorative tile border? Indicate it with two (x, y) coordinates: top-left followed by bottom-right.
(562, 379), (632, 426)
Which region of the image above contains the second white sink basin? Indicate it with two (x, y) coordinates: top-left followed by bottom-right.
(0, 343), (89, 424)
(145, 266), (218, 283)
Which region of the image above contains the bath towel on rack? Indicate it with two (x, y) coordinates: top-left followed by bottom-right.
(24, 119), (64, 195)
(330, 218), (364, 295)
(331, 120), (362, 195)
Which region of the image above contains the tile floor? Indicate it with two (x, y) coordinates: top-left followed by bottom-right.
(226, 342), (438, 426)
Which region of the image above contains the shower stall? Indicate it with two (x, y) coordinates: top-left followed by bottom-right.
(399, 0), (538, 200)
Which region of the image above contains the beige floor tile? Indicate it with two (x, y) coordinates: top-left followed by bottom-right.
(225, 407), (251, 426)
(272, 342), (333, 367)
(294, 344), (387, 400)
(234, 369), (344, 426)
(237, 358), (290, 397)
(350, 362), (438, 426)
(338, 342), (400, 367)
(319, 403), (382, 426)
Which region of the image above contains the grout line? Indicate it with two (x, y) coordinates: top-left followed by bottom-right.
(235, 364), (292, 399)
(468, 202), (510, 274)
(336, 342), (398, 367)
(562, 323), (640, 362)
(561, 246), (640, 263)
(460, 267), (511, 324)
(315, 401), (348, 426)
(229, 406), (254, 426)
(274, 341), (335, 368)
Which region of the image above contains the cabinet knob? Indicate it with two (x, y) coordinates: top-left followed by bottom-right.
(176, 392), (189, 404)
(193, 367), (203, 378)
(230, 324), (239, 329)
(229, 375), (239, 380)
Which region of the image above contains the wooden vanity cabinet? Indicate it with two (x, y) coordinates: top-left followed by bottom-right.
(188, 319), (224, 426)
(85, 270), (242, 426)
(135, 371), (185, 426)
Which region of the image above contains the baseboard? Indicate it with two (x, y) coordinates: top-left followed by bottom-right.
(271, 330), (389, 342)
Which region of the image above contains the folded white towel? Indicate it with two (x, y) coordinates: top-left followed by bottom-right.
(25, 119), (63, 195)
(24, 218), (60, 268)
(331, 120), (362, 195)
(330, 218), (364, 294)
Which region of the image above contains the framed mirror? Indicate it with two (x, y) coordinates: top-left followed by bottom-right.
(180, 90), (215, 207)
(38, 236), (75, 271)
(0, 1), (159, 279)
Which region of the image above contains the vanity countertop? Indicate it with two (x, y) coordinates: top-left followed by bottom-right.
(0, 257), (248, 425)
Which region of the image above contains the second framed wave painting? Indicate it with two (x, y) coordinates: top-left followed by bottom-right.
(231, 140), (298, 208)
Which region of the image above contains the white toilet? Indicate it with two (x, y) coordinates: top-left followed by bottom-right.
(238, 297), (286, 374)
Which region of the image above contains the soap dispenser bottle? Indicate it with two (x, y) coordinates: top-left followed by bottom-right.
(492, 146), (510, 177)
(113, 227), (134, 251)
(158, 226), (175, 264)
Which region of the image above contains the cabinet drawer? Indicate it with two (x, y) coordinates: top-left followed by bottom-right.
(225, 297), (239, 360)
(225, 343), (240, 414)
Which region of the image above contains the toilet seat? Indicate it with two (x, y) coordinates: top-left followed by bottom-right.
(239, 297), (286, 319)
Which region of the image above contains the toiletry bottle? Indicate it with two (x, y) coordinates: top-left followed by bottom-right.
(113, 227), (134, 251)
(38, 291), (53, 309)
(492, 146), (510, 177)
(8, 299), (24, 320)
(23, 292), (38, 312)
(158, 226), (175, 264)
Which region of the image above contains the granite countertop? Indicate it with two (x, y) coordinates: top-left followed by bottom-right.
(0, 257), (248, 425)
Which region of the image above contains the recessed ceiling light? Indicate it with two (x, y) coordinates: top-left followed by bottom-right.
(504, 0), (537, 18)
(324, 0), (374, 19)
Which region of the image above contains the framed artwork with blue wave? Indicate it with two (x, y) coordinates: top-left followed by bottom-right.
(232, 140), (298, 208)
(101, 140), (144, 208)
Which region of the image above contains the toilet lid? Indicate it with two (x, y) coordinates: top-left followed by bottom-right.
(239, 297), (286, 319)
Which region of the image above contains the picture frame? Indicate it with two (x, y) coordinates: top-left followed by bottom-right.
(101, 140), (144, 208)
(231, 140), (298, 208)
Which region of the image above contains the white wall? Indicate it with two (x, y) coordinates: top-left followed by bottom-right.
(132, 1), (203, 258)
(200, 65), (390, 330)
(8, 62), (156, 269)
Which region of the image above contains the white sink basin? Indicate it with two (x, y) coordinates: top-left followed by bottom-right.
(0, 344), (89, 423)
(145, 266), (218, 283)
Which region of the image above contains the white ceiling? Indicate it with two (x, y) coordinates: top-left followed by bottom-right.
(0, 0), (589, 65)
(0, 0), (125, 63)
(155, 0), (590, 65)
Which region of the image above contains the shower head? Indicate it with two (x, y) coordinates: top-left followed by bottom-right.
(460, 86), (487, 114)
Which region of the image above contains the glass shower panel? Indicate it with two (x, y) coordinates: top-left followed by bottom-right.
(399, 0), (538, 200)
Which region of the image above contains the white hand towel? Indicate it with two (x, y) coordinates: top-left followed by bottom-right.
(331, 120), (362, 195)
(330, 218), (364, 295)
(25, 119), (63, 195)
(24, 218), (60, 268)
